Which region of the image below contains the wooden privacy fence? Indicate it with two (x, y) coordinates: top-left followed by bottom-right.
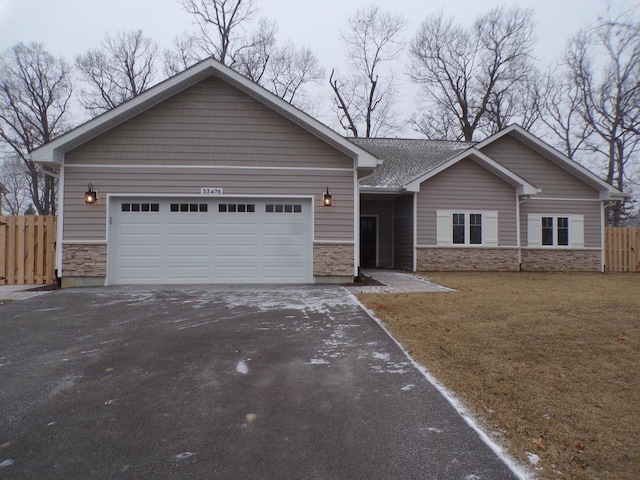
(0, 216), (57, 285)
(605, 227), (640, 273)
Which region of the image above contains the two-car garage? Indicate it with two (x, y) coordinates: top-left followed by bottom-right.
(107, 197), (313, 285)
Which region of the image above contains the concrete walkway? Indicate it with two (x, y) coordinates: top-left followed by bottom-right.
(349, 269), (454, 294)
(0, 285), (54, 302)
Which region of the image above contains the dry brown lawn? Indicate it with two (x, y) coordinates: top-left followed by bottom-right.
(357, 272), (640, 480)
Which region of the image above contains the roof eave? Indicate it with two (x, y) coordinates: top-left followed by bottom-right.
(31, 59), (377, 168)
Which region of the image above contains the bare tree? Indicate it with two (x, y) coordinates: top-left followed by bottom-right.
(75, 30), (158, 115)
(0, 156), (31, 215)
(566, 13), (640, 224)
(330, 5), (406, 137)
(264, 42), (324, 110)
(410, 6), (536, 141)
(537, 68), (593, 160)
(163, 32), (202, 76)
(174, 0), (324, 111)
(0, 43), (72, 215)
(180, 0), (257, 65)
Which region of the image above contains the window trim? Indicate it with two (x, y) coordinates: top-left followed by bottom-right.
(527, 214), (584, 248)
(437, 210), (499, 247)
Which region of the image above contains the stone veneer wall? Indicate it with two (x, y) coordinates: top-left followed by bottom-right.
(62, 243), (107, 277)
(520, 249), (601, 272)
(313, 243), (354, 279)
(416, 247), (520, 271)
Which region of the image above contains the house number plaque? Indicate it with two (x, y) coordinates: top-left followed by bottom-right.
(201, 188), (224, 195)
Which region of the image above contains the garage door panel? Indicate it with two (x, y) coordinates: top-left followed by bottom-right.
(109, 198), (312, 284)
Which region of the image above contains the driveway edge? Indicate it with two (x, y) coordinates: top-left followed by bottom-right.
(345, 288), (534, 480)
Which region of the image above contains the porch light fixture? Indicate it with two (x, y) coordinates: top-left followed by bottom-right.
(85, 183), (97, 204)
(323, 187), (332, 207)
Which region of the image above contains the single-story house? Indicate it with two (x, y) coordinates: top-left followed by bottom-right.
(31, 59), (624, 287)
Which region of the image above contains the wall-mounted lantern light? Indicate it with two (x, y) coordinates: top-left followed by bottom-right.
(323, 187), (332, 207)
(85, 183), (97, 204)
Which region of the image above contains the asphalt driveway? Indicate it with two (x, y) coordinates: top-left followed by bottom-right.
(0, 285), (523, 479)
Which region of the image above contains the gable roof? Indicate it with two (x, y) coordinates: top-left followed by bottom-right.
(404, 147), (539, 195)
(351, 138), (473, 189)
(475, 125), (625, 200)
(352, 137), (537, 195)
(31, 58), (378, 170)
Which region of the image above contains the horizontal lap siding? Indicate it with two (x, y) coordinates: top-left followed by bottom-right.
(521, 199), (602, 248)
(480, 136), (600, 199)
(65, 77), (351, 169)
(63, 167), (354, 242)
(416, 159), (517, 245)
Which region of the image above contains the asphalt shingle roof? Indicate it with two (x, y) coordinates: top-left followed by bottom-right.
(350, 138), (475, 189)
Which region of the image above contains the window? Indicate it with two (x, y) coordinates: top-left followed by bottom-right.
(121, 203), (159, 213)
(437, 210), (498, 247)
(452, 212), (482, 245)
(452, 213), (465, 244)
(541, 216), (570, 246)
(528, 214), (583, 248)
(218, 203), (255, 213)
(170, 203), (208, 213)
(266, 204), (303, 213)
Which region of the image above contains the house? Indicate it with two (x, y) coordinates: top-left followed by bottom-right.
(31, 59), (624, 287)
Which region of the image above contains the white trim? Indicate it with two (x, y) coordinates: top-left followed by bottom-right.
(515, 191), (522, 267)
(55, 165), (65, 275)
(413, 193), (418, 272)
(600, 202), (606, 272)
(522, 247), (600, 251)
(436, 210), (499, 247)
(526, 196), (602, 202)
(62, 240), (108, 244)
(107, 193), (316, 200)
(64, 163), (354, 172)
(405, 148), (539, 195)
(473, 124), (624, 200)
(416, 245), (520, 249)
(31, 58), (378, 170)
(313, 240), (355, 245)
(353, 170), (360, 276)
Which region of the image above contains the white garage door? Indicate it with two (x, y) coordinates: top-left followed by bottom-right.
(108, 197), (312, 284)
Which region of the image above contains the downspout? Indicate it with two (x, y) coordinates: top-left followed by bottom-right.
(518, 194), (532, 271)
(353, 161), (360, 279)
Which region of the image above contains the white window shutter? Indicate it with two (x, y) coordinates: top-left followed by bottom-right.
(528, 214), (542, 247)
(436, 210), (451, 245)
(570, 215), (584, 248)
(484, 211), (499, 247)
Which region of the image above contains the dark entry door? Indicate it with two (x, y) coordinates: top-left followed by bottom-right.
(360, 216), (377, 267)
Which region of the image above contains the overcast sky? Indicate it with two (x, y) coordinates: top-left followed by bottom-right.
(1, 0), (636, 68)
(0, 0), (637, 133)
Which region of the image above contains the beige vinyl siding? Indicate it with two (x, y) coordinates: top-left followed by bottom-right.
(63, 166), (354, 242)
(393, 195), (414, 270)
(480, 135), (600, 199)
(416, 159), (517, 246)
(65, 77), (352, 169)
(520, 199), (602, 248)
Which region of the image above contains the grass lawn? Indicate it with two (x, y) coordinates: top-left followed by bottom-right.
(357, 272), (640, 480)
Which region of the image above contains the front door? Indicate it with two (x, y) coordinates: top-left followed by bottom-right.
(360, 216), (377, 267)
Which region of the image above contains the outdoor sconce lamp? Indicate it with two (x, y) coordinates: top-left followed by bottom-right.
(323, 187), (332, 207)
(85, 183), (97, 204)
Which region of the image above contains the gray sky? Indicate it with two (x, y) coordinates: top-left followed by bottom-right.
(1, 0), (636, 68)
(0, 0), (637, 133)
